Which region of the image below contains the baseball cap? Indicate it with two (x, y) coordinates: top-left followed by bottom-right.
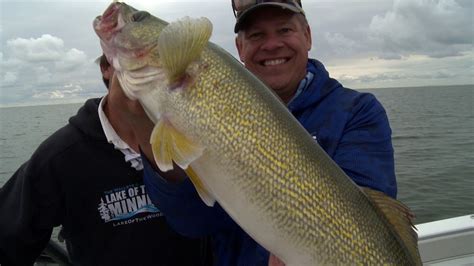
(232, 0), (305, 33)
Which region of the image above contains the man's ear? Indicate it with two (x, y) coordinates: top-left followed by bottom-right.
(100, 64), (108, 74)
(235, 35), (245, 63)
(305, 25), (312, 51)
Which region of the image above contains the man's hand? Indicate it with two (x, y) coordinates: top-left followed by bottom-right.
(269, 254), (285, 266)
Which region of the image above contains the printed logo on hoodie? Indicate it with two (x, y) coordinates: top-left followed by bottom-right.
(97, 183), (162, 226)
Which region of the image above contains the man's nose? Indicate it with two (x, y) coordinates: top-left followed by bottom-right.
(260, 35), (284, 51)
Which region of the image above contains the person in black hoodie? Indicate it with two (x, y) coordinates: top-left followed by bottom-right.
(0, 55), (212, 266)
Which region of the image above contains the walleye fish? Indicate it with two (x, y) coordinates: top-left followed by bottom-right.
(94, 2), (421, 265)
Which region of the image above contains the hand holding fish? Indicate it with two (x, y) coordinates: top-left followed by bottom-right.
(269, 254), (285, 266)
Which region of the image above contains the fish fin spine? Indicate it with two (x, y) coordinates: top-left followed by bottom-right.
(362, 187), (422, 265)
(157, 17), (212, 85)
(150, 119), (204, 172)
(185, 166), (216, 207)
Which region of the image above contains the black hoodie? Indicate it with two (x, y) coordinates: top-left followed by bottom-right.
(0, 98), (211, 266)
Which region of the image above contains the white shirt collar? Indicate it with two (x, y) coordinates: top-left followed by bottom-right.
(98, 96), (143, 170)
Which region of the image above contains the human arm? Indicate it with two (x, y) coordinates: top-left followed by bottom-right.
(0, 160), (60, 265)
(333, 93), (397, 198)
(142, 155), (236, 237)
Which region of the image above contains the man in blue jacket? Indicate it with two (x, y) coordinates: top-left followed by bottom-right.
(138, 0), (397, 265)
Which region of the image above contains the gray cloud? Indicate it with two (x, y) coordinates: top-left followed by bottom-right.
(1, 32), (103, 106)
(33, 84), (84, 100)
(367, 0), (473, 59)
(7, 34), (64, 62)
(6, 34), (89, 70)
(2, 71), (18, 84)
(55, 48), (88, 71)
(323, 32), (361, 56)
(0, 0), (472, 106)
(334, 52), (473, 88)
(340, 71), (456, 84)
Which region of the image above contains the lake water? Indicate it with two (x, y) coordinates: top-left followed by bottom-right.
(1, 85), (473, 225)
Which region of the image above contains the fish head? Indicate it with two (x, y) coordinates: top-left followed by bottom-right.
(93, 2), (213, 124)
(93, 2), (167, 72)
(93, 1), (170, 109)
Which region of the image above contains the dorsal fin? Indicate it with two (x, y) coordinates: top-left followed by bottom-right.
(157, 17), (212, 83)
(362, 187), (422, 265)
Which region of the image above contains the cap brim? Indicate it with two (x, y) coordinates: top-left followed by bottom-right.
(234, 3), (304, 33)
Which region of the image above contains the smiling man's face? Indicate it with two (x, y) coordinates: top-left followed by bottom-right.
(236, 7), (311, 103)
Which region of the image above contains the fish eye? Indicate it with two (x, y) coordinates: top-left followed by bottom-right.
(132, 11), (149, 22)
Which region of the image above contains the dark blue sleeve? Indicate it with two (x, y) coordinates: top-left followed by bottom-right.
(333, 93), (397, 198)
(143, 157), (271, 265)
(142, 156), (235, 237)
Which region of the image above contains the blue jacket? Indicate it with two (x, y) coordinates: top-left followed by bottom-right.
(143, 59), (396, 266)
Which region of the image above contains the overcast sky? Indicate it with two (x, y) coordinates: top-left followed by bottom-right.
(0, 0), (473, 106)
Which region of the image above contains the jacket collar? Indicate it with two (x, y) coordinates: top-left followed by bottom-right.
(69, 98), (106, 141)
(287, 59), (341, 113)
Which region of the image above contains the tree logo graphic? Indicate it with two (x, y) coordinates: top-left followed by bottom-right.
(98, 198), (111, 222)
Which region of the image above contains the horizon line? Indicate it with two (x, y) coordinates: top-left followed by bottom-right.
(1, 83), (472, 109)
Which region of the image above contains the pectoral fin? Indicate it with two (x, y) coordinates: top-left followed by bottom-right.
(185, 166), (216, 207)
(362, 187), (422, 265)
(157, 17), (212, 83)
(150, 119), (204, 172)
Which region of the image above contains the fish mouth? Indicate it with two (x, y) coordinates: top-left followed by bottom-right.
(102, 2), (120, 21)
(93, 2), (123, 39)
(93, 2), (158, 71)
